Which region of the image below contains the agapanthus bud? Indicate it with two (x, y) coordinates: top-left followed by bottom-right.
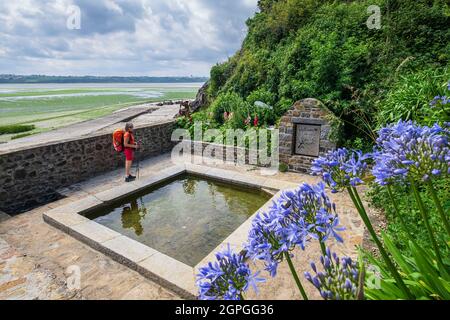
(304, 248), (361, 300)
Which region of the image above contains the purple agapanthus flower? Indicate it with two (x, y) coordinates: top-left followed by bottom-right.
(246, 183), (345, 277)
(311, 148), (371, 193)
(372, 120), (450, 185)
(196, 244), (265, 300)
(430, 81), (450, 107)
(430, 95), (449, 107)
(304, 248), (360, 300)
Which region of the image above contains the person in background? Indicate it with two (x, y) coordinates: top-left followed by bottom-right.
(123, 122), (139, 182)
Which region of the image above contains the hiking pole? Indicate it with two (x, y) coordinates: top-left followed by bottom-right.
(136, 149), (140, 180)
(136, 139), (142, 180)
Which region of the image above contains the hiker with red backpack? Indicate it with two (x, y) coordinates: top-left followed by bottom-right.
(113, 122), (139, 182)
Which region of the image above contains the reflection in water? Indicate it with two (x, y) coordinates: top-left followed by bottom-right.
(121, 199), (148, 236)
(87, 175), (270, 266)
(182, 178), (197, 195)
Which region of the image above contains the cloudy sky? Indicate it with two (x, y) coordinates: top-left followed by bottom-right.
(0, 0), (258, 76)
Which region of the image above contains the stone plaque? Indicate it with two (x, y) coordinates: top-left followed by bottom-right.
(294, 124), (321, 156)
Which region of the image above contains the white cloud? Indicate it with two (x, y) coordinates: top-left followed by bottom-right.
(0, 0), (258, 76)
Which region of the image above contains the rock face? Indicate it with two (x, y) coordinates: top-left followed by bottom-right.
(189, 81), (209, 112)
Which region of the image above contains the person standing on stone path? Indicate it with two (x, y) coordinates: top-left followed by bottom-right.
(124, 122), (139, 182)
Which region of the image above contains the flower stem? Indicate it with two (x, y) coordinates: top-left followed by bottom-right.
(347, 186), (413, 299)
(284, 252), (308, 300)
(426, 179), (450, 236)
(409, 180), (444, 266)
(319, 241), (327, 257)
(386, 185), (414, 239)
(318, 235), (327, 256)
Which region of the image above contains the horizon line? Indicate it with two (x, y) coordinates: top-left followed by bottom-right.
(0, 74), (209, 78)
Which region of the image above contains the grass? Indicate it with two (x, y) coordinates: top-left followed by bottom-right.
(0, 124), (35, 135)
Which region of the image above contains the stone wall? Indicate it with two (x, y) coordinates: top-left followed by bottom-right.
(279, 98), (337, 173)
(176, 140), (259, 165)
(0, 121), (175, 214)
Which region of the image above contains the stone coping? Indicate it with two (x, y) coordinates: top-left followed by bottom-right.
(43, 164), (297, 299)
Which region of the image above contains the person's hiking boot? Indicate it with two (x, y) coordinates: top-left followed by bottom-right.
(125, 175), (136, 182)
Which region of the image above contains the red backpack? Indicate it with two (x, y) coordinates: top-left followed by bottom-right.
(113, 129), (125, 153)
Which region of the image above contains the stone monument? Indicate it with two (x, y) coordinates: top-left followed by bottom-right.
(279, 98), (338, 173)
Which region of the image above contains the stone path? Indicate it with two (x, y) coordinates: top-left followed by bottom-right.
(98, 104), (181, 134)
(0, 153), (366, 300)
(0, 103), (181, 154)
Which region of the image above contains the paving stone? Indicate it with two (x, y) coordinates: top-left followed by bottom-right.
(138, 252), (196, 299)
(229, 173), (267, 189)
(70, 221), (121, 244)
(158, 165), (185, 178)
(44, 210), (90, 229)
(94, 184), (140, 203)
(132, 166), (185, 190)
(194, 243), (241, 274)
(262, 178), (299, 190)
(184, 163), (213, 176)
(206, 168), (239, 182)
(102, 236), (157, 264)
(63, 195), (104, 214)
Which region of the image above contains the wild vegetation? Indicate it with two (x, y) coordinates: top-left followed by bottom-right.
(180, 0), (449, 146)
(192, 0), (450, 300)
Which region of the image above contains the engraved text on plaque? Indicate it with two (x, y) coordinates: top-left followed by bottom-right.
(294, 124), (321, 156)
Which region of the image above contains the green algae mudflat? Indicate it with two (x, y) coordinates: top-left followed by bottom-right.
(0, 83), (201, 141)
(84, 174), (271, 267)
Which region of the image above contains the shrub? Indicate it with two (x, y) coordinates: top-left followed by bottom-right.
(209, 60), (236, 98)
(246, 88), (276, 107)
(210, 92), (252, 128)
(278, 163), (288, 173)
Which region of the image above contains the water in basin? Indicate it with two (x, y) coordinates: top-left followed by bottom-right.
(84, 174), (271, 267)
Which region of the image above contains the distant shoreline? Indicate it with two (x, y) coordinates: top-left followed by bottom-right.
(0, 75), (209, 84)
